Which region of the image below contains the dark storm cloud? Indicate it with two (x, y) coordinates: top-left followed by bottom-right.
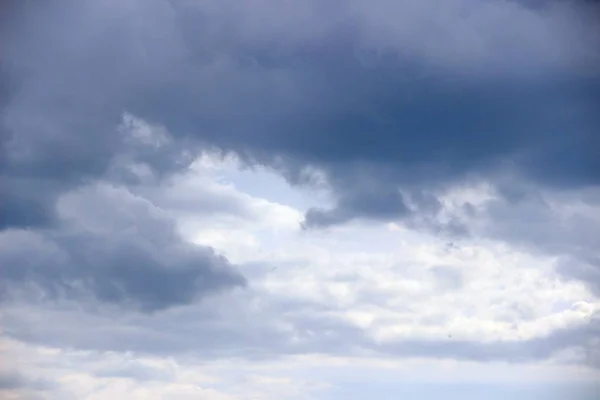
(0, 184), (245, 312)
(0, 228), (245, 312)
(2, 0), (600, 229)
(1, 0), (248, 311)
(0, 0), (192, 228)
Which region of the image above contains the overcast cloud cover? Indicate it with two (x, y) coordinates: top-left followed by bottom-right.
(1, 0), (600, 399)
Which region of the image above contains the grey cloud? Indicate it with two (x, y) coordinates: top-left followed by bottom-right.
(1, 0), (599, 230)
(304, 185), (411, 228)
(0, 184), (245, 312)
(303, 179), (445, 228)
(0, 177), (61, 229)
(2, 295), (598, 368)
(557, 256), (600, 297)
(0, 371), (28, 390)
(0, 0), (191, 228)
(2, 187), (597, 366)
(0, 370), (54, 392)
(1, 0), (600, 373)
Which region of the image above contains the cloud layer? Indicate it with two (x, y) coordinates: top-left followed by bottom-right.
(2, 0), (599, 228)
(1, 0), (599, 399)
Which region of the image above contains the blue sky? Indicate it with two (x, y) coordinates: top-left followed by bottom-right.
(1, 0), (600, 399)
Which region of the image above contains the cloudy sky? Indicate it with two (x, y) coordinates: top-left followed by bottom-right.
(1, 0), (600, 399)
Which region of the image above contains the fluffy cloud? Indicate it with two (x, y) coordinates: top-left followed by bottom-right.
(1, 0), (600, 399)
(0, 182), (245, 312)
(1, 162), (597, 367)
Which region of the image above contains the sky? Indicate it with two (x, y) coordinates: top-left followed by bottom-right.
(1, 0), (600, 399)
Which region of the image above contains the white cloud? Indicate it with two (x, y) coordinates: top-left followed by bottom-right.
(149, 161), (599, 349)
(2, 335), (599, 400)
(3, 146), (600, 399)
(3, 0), (600, 398)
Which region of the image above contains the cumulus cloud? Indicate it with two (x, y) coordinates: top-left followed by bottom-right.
(0, 183), (245, 312)
(1, 199), (597, 369)
(1, 0), (600, 398)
